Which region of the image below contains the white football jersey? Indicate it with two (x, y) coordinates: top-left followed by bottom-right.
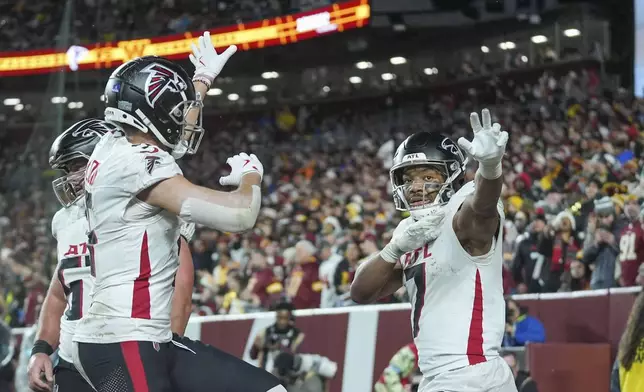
(73, 132), (182, 344)
(398, 181), (505, 378)
(51, 199), (92, 363)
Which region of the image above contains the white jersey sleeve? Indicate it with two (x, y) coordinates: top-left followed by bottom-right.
(51, 208), (65, 240)
(86, 132), (182, 198)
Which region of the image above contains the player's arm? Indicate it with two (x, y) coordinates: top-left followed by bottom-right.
(351, 213), (444, 304)
(28, 267), (66, 391)
(141, 171), (261, 233)
(171, 236), (194, 336)
(350, 253), (403, 304)
(452, 173), (503, 250)
(453, 109), (507, 254)
(291, 330), (305, 352)
(34, 269), (66, 349)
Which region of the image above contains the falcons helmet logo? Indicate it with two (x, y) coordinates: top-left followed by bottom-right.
(141, 63), (188, 108)
(71, 119), (113, 139)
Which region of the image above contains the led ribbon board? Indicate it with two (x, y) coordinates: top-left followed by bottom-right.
(0, 0), (370, 76)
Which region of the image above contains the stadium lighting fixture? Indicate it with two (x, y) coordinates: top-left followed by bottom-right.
(349, 76), (362, 84)
(481, 46), (490, 53)
(207, 88), (222, 96)
(355, 61), (373, 70)
(531, 35), (548, 44)
(498, 41), (516, 50)
(261, 71), (279, 79)
(381, 73), (395, 81)
(423, 67), (438, 75)
(3, 98), (20, 106)
(227, 93), (239, 101)
(322, 86), (331, 93)
(521, 56), (528, 63)
(51, 96), (68, 104)
(390, 56), (407, 65)
(14, 103), (24, 111)
(564, 28), (581, 37)
(251, 84), (268, 92)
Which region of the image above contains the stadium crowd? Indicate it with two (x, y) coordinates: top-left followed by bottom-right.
(1, 61), (644, 327)
(0, 0), (292, 51)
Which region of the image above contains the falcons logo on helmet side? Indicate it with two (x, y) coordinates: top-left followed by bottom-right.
(70, 119), (114, 139)
(141, 63), (188, 108)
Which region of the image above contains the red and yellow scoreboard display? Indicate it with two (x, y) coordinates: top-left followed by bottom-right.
(0, 0), (370, 77)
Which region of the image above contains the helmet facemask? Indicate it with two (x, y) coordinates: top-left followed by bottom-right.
(168, 98), (204, 159)
(391, 159), (465, 220)
(51, 155), (89, 208)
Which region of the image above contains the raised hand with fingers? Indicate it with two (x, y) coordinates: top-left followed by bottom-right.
(457, 108), (508, 180)
(219, 152), (264, 187)
(189, 31), (237, 88)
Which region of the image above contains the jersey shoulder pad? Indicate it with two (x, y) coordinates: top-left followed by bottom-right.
(92, 135), (182, 195)
(129, 144), (182, 192)
(51, 207), (68, 240)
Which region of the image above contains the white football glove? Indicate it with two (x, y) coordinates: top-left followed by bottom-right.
(179, 219), (196, 242)
(457, 108), (508, 180)
(189, 31), (237, 86)
(380, 209), (446, 263)
(219, 152), (264, 187)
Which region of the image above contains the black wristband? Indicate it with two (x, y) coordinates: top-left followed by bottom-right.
(31, 340), (54, 357)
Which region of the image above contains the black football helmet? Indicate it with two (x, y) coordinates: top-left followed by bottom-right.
(49, 118), (117, 207)
(103, 56), (203, 159)
(390, 132), (467, 219)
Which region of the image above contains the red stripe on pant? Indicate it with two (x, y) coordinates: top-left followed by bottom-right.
(120, 341), (149, 392)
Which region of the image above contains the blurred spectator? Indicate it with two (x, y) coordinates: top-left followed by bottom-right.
(512, 210), (550, 293)
(318, 241), (344, 308)
(332, 241), (361, 307)
(503, 299), (546, 347)
(502, 352), (539, 392)
(546, 210), (581, 291)
(250, 301), (305, 372)
(244, 249), (284, 310)
(286, 240), (322, 309)
(582, 197), (621, 289)
(615, 201), (644, 287)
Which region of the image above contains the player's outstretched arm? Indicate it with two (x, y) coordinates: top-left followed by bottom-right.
(28, 268), (66, 391)
(142, 153), (263, 233)
(454, 109), (507, 254)
(171, 235), (195, 336)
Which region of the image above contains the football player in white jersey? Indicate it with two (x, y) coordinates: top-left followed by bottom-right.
(71, 37), (284, 392)
(351, 109), (517, 392)
(27, 119), (196, 392)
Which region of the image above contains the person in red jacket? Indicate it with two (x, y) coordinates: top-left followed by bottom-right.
(286, 240), (323, 309)
(617, 201), (644, 287)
